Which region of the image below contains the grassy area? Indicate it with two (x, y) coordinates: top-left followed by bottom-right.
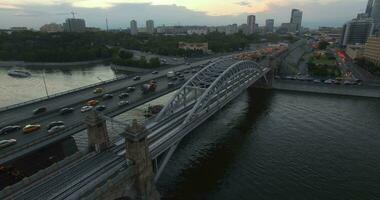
(307, 52), (341, 78)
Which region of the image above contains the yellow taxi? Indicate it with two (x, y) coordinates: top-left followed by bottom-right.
(23, 124), (41, 134)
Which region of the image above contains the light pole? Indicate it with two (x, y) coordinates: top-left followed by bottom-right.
(42, 69), (49, 98)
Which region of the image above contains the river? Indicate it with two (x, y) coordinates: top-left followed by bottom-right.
(1, 65), (380, 199)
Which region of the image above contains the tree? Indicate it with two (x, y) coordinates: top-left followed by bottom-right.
(318, 41), (329, 50)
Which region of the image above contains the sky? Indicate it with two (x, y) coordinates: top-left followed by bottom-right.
(0, 0), (369, 29)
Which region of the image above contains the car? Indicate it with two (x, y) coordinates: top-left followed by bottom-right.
(33, 107), (47, 115)
(185, 62), (190, 65)
(102, 94), (113, 100)
(93, 88), (103, 94)
(119, 93), (129, 99)
(0, 126), (21, 135)
(313, 79), (321, 83)
(175, 72), (181, 76)
(118, 101), (129, 106)
(48, 125), (65, 134)
(0, 139), (17, 149)
(127, 86), (136, 92)
(168, 82), (175, 87)
(87, 100), (99, 106)
(184, 70), (190, 74)
(23, 124), (41, 134)
(178, 74), (185, 78)
(59, 107), (74, 115)
(95, 105), (107, 111)
(171, 77), (178, 81)
(133, 76), (141, 81)
(47, 121), (64, 130)
(191, 70), (197, 73)
(81, 106), (93, 113)
(152, 71), (159, 74)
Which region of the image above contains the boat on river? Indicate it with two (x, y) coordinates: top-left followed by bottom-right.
(7, 70), (31, 78)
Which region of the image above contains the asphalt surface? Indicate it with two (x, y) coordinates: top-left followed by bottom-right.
(0, 58), (216, 163)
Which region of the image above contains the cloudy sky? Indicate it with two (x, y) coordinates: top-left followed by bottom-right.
(0, 0), (368, 29)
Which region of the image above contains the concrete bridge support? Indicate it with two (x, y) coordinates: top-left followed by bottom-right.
(124, 120), (160, 200)
(85, 111), (110, 152)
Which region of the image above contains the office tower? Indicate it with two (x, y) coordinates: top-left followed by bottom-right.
(340, 18), (375, 46)
(366, 0), (374, 17)
(130, 20), (138, 35)
(290, 9), (303, 32)
(247, 15), (256, 34)
(265, 19), (274, 33)
(146, 20), (154, 34)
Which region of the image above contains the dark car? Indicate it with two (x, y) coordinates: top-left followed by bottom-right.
(133, 76), (141, 81)
(119, 93), (129, 99)
(33, 107), (47, 115)
(152, 71), (159, 74)
(47, 121), (64, 130)
(102, 94), (113, 100)
(0, 126), (21, 135)
(127, 86), (136, 92)
(95, 105), (107, 111)
(59, 107), (74, 115)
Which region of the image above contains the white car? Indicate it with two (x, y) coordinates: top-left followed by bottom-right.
(81, 106), (93, 113)
(0, 139), (17, 149)
(48, 125), (65, 133)
(118, 101), (129, 106)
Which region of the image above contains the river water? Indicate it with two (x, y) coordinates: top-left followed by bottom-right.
(1, 66), (380, 199)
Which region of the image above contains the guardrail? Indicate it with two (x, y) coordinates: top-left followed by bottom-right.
(0, 74), (131, 112)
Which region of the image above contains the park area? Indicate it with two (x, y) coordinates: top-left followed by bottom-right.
(307, 51), (341, 78)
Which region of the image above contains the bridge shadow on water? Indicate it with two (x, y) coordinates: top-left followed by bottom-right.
(157, 88), (274, 200)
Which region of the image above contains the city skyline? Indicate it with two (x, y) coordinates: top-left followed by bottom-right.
(0, 0), (369, 29)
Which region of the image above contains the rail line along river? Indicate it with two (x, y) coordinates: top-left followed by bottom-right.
(1, 65), (380, 199)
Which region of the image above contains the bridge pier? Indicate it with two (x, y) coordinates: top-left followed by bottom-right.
(85, 111), (110, 152)
(124, 120), (160, 200)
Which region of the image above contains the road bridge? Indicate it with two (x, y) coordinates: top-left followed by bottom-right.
(0, 57), (274, 200)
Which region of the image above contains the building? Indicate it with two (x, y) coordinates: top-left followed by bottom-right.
(247, 15), (256, 34)
(178, 42), (208, 53)
(340, 18), (375, 46)
(63, 18), (86, 32)
(187, 27), (208, 35)
(156, 26), (187, 35)
(40, 23), (63, 33)
(10, 27), (28, 31)
(364, 36), (380, 66)
(345, 44), (365, 60)
(290, 9), (303, 32)
(130, 20), (138, 35)
(265, 19), (274, 33)
(279, 23), (297, 33)
(366, 0), (380, 25)
(146, 20), (154, 34)
(225, 24), (238, 35)
(238, 24), (249, 35)
(366, 0), (374, 16)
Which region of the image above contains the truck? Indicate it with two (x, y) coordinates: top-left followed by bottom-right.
(141, 80), (157, 94)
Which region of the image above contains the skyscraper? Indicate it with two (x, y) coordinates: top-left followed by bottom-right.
(370, 0), (380, 25)
(247, 15), (256, 34)
(146, 20), (154, 34)
(366, 0), (374, 17)
(130, 20), (138, 35)
(340, 18), (375, 46)
(290, 9), (303, 32)
(265, 19), (274, 33)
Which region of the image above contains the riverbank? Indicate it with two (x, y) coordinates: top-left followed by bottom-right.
(272, 79), (380, 98)
(0, 58), (111, 68)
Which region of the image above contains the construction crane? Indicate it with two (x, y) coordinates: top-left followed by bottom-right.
(70, 11), (77, 18)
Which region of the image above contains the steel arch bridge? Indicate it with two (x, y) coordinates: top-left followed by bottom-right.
(148, 57), (272, 181)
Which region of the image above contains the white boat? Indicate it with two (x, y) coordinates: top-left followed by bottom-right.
(8, 70), (31, 78)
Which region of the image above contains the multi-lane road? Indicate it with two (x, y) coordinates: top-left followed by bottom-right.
(0, 58), (216, 164)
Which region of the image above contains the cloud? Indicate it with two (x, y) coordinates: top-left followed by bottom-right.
(236, 1), (252, 7)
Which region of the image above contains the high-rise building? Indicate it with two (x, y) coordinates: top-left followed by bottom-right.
(290, 9), (303, 32)
(340, 18), (375, 46)
(265, 19), (274, 33)
(63, 18), (86, 32)
(146, 20), (154, 34)
(130, 20), (138, 35)
(370, 0), (380, 25)
(247, 15), (256, 34)
(364, 36), (380, 66)
(366, 0), (374, 16)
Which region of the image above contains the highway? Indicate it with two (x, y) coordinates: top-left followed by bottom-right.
(0, 58), (217, 164)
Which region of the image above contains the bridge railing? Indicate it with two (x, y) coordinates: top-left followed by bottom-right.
(0, 74), (130, 112)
